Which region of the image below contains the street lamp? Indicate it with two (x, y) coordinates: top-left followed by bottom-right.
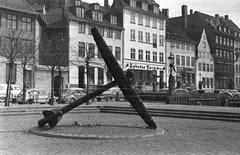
(198, 73), (202, 89)
(168, 52), (175, 95)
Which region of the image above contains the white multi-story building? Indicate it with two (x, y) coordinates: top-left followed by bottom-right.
(196, 29), (214, 90)
(166, 26), (196, 89)
(112, 0), (167, 90)
(67, 1), (123, 89)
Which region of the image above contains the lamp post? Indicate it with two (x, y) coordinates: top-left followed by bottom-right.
(198, 73), (202, 89)
(168, 52), (175, 96)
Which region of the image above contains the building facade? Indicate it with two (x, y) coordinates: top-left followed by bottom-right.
(234, 33), (240, 90)
(67, 0), (124, 89)
(0, 0), (43, 89)
(196, 29), (214, 90)
(166, 24), (197, 90)
(169, 6), (240, 89)
(112, 0), (167, 91)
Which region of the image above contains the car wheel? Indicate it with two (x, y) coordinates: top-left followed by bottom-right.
(69, 98), (76, 104)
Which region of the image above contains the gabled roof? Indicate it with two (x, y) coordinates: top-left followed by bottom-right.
(0, 0), (37, 15)
(68, 1), (123, 30)
(167, 24), (196, 44)
(112, 0), (167, 20)
(194, 11), (240, 33)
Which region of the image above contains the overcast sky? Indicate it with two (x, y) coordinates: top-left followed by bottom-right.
(87, 0), (240, 27)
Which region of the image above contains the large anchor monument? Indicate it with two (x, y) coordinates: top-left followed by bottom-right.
(38, 27), (157, 129)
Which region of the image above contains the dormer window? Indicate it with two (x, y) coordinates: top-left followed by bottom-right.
(75, 0), (81, 6)
(92, 11), (103, 22)
(142, 2), (148, 11)
(153, 6), (159, 14)
(130, 0), (136, 8)
(224, 27), (226, 32)
(110, 15), (117, 25)
(94, 4), (99, 10)
(76, 7), (84, 18)
(218, 26), (222, 31)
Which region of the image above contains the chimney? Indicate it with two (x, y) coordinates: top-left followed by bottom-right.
(104, 0), (109, 7)
(162, 9), (169, 18)
(182, 5), (188, 30)
(225, 15), (229, 20)
(215, 14), (220, 18)
(190, 9), (193, 15)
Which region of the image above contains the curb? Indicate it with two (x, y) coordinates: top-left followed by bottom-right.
(29, 125), (165, 140)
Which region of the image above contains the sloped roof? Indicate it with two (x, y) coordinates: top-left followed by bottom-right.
(195, 11), (240, 33)
(68, 1), (123, 30)
(112, 0), (167, 19)
(167, 24), (196, 44)
(0, 0), (37, 14)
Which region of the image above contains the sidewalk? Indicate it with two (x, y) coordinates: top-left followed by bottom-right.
(1, 101), (240, 114)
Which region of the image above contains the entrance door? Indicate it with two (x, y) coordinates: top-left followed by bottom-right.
(78, 66), (85, 88)
(54, 76), (63, 96)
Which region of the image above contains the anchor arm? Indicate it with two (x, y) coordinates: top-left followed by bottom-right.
(91, 27), (157, 129)
(38, 81), (117, 128)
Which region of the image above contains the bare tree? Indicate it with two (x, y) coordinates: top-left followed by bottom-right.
(18, 40), (36, 104)
(0, 30), (26, 106)
(70, 42), (104, 95)
(39, 30), (68, 105)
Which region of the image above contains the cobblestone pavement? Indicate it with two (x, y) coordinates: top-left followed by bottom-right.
(1, 112), (240, 155)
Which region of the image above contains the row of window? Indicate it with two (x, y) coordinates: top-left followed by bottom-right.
(4, 14), (32, 31)
(78, 42), (121, 61)
(202, 77), (214, 89)
(170, 41), (195, 52)
(130, 29), (164, 46)
(215, 63), (234, 73)
(130, 12), (164, 30)
(198, 50), (211, 59)
(215, 49), (234, 60)
(235, 64), (240, 73)
(215, 78), (228, 89)
(78, 24), (121, 40)
(215, 35), (234, 47)
(129, 0), (159, 14)
(235, 76), (240, 85)
(130, 48), (164, 62)
(74, 6), (117, 25)
(74, 4), (118, 25)
(218, 25), (240, 38)
(175, 55), (195, 67)
(198, 63), (214, 72)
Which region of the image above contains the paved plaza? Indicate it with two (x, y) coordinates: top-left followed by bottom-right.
(0, 101), (240, 155)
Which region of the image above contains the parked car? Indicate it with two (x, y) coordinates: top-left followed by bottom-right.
(17, 88), (50, 104)
(214, 89), (233, 98)
(158, 88), (169, 94)
(0, 84), (22, 103)
(228, 90), (240, 98)
(96, 87), (121, 101)
(172, 89), (189, 94)
(62, 88), (86, 104)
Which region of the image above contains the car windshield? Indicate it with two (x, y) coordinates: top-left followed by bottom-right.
(0, 86), (4, 90)
(63, 89), (73, 94)
(63, 89), (85, 94)
(38, 90), (47, 94)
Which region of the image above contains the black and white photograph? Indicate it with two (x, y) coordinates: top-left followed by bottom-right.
(0, 0), (240, 154)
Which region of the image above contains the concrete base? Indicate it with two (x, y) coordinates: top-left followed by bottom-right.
(29, 123), (165, 140)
